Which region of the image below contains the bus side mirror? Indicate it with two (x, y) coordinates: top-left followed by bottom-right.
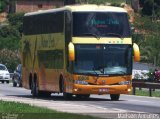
(68, 42), (75, 61)
(133, 43), (140, 62)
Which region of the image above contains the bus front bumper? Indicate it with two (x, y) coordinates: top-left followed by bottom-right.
(72, 84), (131, 94)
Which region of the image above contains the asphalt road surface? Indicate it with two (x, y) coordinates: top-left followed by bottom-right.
(0, 83), (160, 119)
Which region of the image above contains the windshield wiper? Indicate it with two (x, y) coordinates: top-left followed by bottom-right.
(93, 66), (104, 74)
(82, 33), (100, 40)
(92, 67), (100, 76)
(85, 72), (98, 76)
(106, 33), (124, 40)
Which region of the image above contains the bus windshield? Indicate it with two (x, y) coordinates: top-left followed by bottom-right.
(73, 44), (132, 76)
(73, 12), (131, 37)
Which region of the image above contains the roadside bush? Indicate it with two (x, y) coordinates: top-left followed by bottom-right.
(0, 49), (20, 72)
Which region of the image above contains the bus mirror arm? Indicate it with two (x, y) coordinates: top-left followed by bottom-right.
(133, 43), (140, 62)
(68, 42), (75, 61)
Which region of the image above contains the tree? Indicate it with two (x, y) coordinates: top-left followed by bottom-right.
(133, 14), (160, 67)
(0, 13), (24, 71)
(8, 13), (24, 34)
(142, 0), (160, 16)
(0, 25), (20, 50)
(0, 0), (9, 12)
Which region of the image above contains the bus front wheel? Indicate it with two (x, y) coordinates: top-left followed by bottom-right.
(61, 79), (72, 99)
(110, 94), (120, 101)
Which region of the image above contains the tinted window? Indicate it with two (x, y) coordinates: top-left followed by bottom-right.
(38, 50), (64, 69)
(23, 11), (64, 35)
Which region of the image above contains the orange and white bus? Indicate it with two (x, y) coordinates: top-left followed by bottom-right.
(22, 4), (140, 100)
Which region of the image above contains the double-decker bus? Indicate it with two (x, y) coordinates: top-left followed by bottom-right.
(22, 4), (140, 100)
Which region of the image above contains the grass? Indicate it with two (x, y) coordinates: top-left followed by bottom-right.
(134, 89), (160, 97)
(0, 101), (101, 119)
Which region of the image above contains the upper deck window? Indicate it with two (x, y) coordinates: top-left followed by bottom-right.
(23, 11), (64, 35)
(73, 12), (131, 38)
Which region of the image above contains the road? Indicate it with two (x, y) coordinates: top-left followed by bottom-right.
(1, 83), (160, 119)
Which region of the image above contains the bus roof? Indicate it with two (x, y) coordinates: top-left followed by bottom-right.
(66, 4), (127, 13)
(25, 4), (127, 16)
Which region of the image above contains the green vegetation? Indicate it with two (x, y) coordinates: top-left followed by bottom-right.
(8, 13), (24, 34)
(132, 14), (160, 66)
(140, 0), (160, 16)
(134, 89), (160, 97)
(0, 0), (9, 12)
(0, 49), (20, 72)
(0, 13), (24, 72)
(0, 101), (100, 119)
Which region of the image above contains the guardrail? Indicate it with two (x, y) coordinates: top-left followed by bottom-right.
(132, 79), (160, 97)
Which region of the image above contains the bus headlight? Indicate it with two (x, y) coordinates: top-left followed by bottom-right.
(75, 80), (88, 85)
(118, 81), (131, 85)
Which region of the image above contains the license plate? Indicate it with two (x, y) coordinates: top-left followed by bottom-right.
(99, 88), (109, 92)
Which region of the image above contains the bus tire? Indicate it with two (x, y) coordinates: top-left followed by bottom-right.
(110, 94), (120, 101)
(61, 78), (72, 100)
(31, 80), (39, 97)
(39, 91), (51, 97)
(59, 75), (63, 93)
(63, 92), (72, 100)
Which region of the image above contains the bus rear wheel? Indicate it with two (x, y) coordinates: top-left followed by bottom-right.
(31, 80), (39, 97)
(110, 94), (120, 101)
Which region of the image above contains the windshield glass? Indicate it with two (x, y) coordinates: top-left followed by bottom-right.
(73, 12), (131, 37)
(0, 65), (7, 70)
(73, 44), (132, 76)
